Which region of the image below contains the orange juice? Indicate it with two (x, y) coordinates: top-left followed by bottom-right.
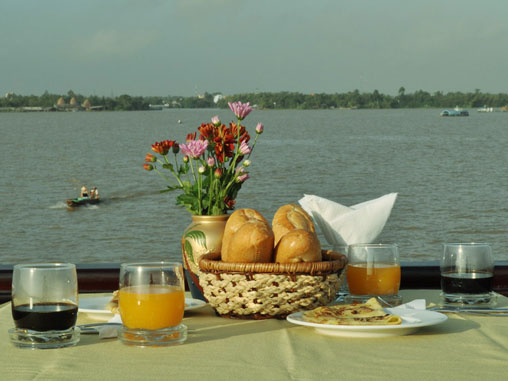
(119, 285), (185, 330)
(347, 263), (401, 295)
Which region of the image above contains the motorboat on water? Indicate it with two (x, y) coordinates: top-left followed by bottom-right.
(66, 197), (100, 207)
(440, 106), (469, 117)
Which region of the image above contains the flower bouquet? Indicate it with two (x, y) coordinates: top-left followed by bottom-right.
(144, 101), (263, 215)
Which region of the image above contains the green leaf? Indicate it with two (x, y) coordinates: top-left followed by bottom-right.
(184, 240), (194, 263)
(161, 185), (181, 193)
(177, 193), (196, 205)
(183, 230), (207, 264)
(184, 230), (207, 249)
(179, 164), (189, 175)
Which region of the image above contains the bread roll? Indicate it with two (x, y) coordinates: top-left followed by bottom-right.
(274, 229), (322, 263)
(272, 204), (321, 263)
(272, 204), (316, 246)
(221, 209), (274, 263)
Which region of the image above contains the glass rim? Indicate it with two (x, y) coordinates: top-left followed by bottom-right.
(120, 261), (182, 269)
(348, 243), (398, 248)
(13, 263), (75, 270)
(443, 242), (491, 247)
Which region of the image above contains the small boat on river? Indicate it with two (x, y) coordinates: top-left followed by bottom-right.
(440, 107), (469, 117)
(66, 197), (100, 207)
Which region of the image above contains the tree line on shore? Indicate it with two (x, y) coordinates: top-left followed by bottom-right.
(1, 88), (508, 111)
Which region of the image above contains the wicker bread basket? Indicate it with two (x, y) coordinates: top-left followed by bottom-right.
(198, 250), (347, 319)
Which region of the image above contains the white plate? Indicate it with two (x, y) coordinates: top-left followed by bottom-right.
(286, 307), (448, 338)
(79, 296), (207, 321)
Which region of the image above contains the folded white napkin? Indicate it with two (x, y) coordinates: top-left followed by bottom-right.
(97, 314), (122, 339)
(298, 193), (397, 246)
(391, 299), (426, 323)
(396, 299), (426, 310)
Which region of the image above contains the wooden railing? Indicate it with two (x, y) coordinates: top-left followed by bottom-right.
(1, 262), (508, 304)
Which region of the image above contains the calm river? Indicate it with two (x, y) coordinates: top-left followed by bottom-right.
(1, 108), (507, 264)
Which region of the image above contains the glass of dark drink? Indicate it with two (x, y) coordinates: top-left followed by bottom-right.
(440, 243), (495, 307)
(9, 263), (80, 349)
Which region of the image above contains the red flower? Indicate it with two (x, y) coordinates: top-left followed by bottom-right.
(198, 123), (251, 163)
(143, 163), (154, 171)
(152, 140), (175, 155)
(229, 122), (250, 144)
(224, 197), (236, 210)
(186, 132), (197, 142)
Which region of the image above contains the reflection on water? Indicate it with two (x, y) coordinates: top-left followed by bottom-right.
(1, 109), (508, 263)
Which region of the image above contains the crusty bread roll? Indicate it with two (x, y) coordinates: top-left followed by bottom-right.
(272, 204), (321, 263)
(274, 229), (322, 263)
(221, 209), (274, 263)
(272, 204), (316, 246)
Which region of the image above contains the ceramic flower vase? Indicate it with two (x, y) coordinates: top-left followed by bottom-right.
(181, 214), (229, 301)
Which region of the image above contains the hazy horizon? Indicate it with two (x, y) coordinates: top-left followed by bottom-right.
(1, 0), (507, 97)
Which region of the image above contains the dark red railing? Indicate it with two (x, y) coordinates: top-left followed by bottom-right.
(1, 262), (508, 304)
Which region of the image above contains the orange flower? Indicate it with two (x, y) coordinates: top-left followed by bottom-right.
(145, 153), (156, 162)
(151, 140), (175, 155)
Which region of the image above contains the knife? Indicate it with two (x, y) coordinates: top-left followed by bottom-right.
(429, 307), (508, 315)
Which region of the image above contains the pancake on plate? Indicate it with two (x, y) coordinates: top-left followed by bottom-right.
(303, 297), (402, 325)
(106, 290), (119, 314)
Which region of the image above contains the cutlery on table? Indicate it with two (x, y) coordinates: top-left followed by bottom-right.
(429, 307), (508, 316)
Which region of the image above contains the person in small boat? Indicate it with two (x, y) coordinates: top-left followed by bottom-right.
(90, 186), (99, 200)
(80, 186), (89, 198)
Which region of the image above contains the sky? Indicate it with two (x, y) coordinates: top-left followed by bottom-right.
(1, 0), (508, 97)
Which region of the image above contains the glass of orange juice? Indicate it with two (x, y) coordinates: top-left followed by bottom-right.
(345, 244), (402, 306)
(117, 262), (187, 346)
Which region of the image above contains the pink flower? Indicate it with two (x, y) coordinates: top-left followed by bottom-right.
(236, 173), (250, 183)
(207, 157), (215, 167)
(255, 123), (264, 134)
(211, 116), (221, 126)
(180, 140), (208, 159)
(228, 101), (252, 120)
(239, 141), (251, 155)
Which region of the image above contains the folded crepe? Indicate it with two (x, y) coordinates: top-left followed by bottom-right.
(298, 193), (397, 246)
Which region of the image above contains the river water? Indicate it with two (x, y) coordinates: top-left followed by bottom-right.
(1, 108), (507, 264)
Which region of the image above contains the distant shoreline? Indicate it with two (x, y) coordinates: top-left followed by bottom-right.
(2, 89), (508, 111)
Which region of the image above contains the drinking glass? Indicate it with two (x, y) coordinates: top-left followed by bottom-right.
(117, 262), (187, 346)
(326, 244), (349, 298)
(9, 263), (80, 349)
(440, 243), (495, 307)
(344, 243), (402, 306)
